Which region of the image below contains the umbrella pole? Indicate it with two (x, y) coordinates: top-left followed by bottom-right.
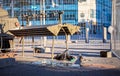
(66, 35), (68, 50)
(22, 37), (24, 57)
(0, 37), (2, 51)
(12, 38), (15, 50)
(51, 36), (55, 60)
(65, 35), (69, 59)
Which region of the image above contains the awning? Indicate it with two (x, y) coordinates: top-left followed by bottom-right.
(9, 23), (80, 37)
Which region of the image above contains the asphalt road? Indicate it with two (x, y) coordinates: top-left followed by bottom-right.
(0, 62), (120, 76)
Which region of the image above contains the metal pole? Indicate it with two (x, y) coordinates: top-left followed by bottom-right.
(101, 0), (104, 42)
(40, 0), (43, 25)
(65, 35), (69, 59)
(43, 0), (47, 47)
(0, 37), (2, 51)
(40, 0), (46, 47)
(85, 21), (89, 43)
(59, 13), (62, 24)
(66, 35), (68, 51)
(58, 11), (63, 24)
(11, 0), (14, 18)
(21, 0), (24, 26)
(51, 36), (55, 60)
(42, 0), (45, 25)
(61, 27), (69, 59)
(40, 0), (43, 46)
(12, 38), (15, 50)
(32, 36), (35, 56)
(22, 37), (24, 57)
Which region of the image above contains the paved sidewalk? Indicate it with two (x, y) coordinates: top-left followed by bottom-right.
(0, 42), (120, 76)
(0, 52), (120, 76)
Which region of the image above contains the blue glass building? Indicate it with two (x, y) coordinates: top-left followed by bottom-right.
(0, 0), (114, 53)
(0, 0), (112, 34)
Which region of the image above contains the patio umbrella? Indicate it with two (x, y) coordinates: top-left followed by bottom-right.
(9, 23), (80, 59)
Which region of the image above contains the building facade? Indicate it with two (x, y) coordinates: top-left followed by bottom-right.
(0, 0), (78, 25)
(0, 0), (112, 33)
(78, 0), (112, 33)
(112, 0), (120, 58)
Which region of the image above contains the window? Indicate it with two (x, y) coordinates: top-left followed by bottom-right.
(64, 10), (76, 20)
(35, 0), (40, 5)
(45, 0), (60, 5)
(45, 0), (52, 5)
(79, 0), (87, 3)
(90, 9), (95, 18)
(80, 13), (85, 17)
(58, 0), (62, 5)
(64, 14), (75, 20)
(47, 11), (58, 20)
(3, 2), (11, 7)
(63, 0), (76, 4)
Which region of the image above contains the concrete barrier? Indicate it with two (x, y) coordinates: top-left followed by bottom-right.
(100, 51), (112, 58)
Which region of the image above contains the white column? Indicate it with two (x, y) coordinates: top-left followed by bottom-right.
(111, 0), (116, 50)
(103, 26), (107, 43)
(43, 0), (47, 47)
(85, 21), (89, 43)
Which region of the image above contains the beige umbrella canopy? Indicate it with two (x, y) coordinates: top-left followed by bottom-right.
(0, 8), (8, 18)
(9, 23), (80, 59)
(9, 23), (80, 37)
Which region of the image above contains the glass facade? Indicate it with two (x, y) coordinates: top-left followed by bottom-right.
(0, 0), (112, 27)
(96, 0), (112, 27)
(0, 0), (112, 40)
(0, 0), (78, 26)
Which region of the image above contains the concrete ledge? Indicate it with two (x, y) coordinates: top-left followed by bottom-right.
(0, 58), (16, 68)
(100, 51), (112, 58)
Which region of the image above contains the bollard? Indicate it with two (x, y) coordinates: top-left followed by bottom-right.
(103, 27), (107, 43)
(85, 28), (89, 43)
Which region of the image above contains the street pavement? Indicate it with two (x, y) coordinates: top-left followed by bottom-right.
(0, 40), (120, 76)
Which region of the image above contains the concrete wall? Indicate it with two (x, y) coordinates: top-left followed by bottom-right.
(112, 0), (120, 57)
